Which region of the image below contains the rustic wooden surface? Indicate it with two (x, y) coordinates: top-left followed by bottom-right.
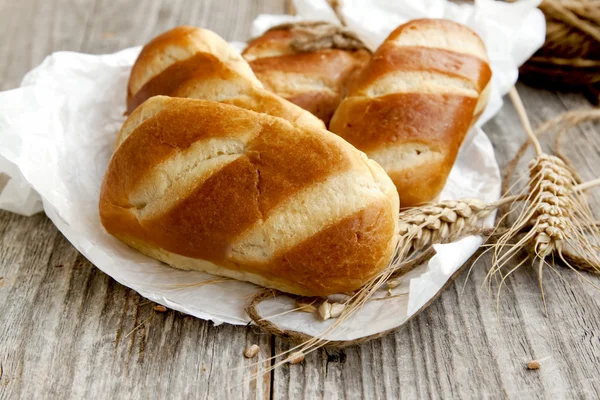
(1, 1), (600, 399)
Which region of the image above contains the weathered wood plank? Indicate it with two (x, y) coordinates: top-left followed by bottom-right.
(0, 0), (286, 399)
(0, 217), (273, 400)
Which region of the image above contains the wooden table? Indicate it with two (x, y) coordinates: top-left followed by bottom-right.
(1, 1), (600, 398)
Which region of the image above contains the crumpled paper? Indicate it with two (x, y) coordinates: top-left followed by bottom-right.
(0, 0), (544, 340)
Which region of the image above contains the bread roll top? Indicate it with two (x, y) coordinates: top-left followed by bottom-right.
(330, 19), (491, 207)
(127, 26), (324, 129)
(243, 22), (371, 125)
(101, 96), (399, 296)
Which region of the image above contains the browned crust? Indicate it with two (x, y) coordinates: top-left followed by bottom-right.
(101, 157), (262, 261)
(330, 92), (476, 207)
(248, 49), (370, 124)
(109, 199), (397, 297)
(354, 44), (492, 93)
(127, 52), (236, 114)
(208, 83), (326, 128)
(103, 116), (355, 260)
(246, 123), (352, 215)
(263, 199), (397, 296)
(330, 93), (477, 152)
(388, 169), (448, 209)
(103, 99), (259, 208)
(142, 157), (263, 260)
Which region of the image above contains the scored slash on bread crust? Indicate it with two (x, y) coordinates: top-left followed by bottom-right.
(330, 19), (492, 207)
(126, 26), (324, 130)
(100, 96), (399, 296)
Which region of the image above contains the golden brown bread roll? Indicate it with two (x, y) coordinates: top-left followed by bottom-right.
(127, 26), (324, 130)
(101, 96), (399, 296)
(242, 22), (371, 125)
(330, 19), (492, 207)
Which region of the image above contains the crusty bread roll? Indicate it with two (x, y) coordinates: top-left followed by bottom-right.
(127, 26), (324, 130)
(330, 19), (492, 207)
(101, 96), (399, 296)
(242, 22), (371, 125)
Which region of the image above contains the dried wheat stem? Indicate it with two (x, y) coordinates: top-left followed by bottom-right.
(327, 0), (347, 27)
(509, 87), (543, 156)
(572, 177), (600, 192)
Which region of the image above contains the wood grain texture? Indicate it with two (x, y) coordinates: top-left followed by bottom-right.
(1, 0), (600, 399)
(0, 0), (284, 399)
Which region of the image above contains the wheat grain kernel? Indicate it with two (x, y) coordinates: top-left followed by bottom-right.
(387, 279), (401, 289)
(288, 351), (305, 364)
(244, 344), (260, 359)
(330, 303), (345, 318)
(527, 360), (541, 370)
(318, 301), (332, 320)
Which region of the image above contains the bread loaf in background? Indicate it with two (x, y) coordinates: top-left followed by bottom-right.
(330, 19), (492, 207)
(126, 26), (324, 129)
(242, 22), (371, 125)
(101, 96), (399, 296)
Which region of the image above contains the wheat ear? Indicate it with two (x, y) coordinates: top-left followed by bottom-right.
(399, 199), (493, 251)
(489, 88), (600, 312)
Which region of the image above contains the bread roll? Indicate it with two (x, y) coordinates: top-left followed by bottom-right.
(127, 26), (324, 130)
(243, 22), (371, 125)
(330, 19), (492, 207)
(101, 96), (399, 296)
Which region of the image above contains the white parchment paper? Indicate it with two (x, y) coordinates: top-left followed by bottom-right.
(0, 0), (544, 340)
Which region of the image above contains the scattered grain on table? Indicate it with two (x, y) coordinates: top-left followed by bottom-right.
(244, 344), (260, 359)
(527, 360), (541, 370)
